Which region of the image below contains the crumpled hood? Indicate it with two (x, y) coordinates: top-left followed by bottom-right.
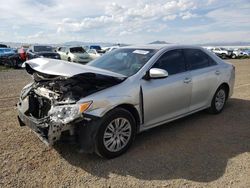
(22, 58), (126, 78)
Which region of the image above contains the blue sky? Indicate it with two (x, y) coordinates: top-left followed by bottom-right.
(0, 0), (249, 44)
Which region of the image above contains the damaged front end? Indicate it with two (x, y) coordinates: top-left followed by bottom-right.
(18, 62), (125, 146)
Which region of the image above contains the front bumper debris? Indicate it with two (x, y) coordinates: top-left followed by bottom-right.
(17, 97), (74, 145)
(17, 91), (102, 153)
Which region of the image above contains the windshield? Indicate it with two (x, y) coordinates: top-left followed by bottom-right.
(34, 46), (53, 52)
(88, 48), (157, 77)
(90, 45), (101, 50)
(70, 47), (86, 53)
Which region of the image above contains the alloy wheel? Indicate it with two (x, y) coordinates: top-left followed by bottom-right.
(103, 118), (132, 152)
(215, 89), (226, 111)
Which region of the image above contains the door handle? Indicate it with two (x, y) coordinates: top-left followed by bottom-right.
(183, 78), (192, 84)
(215, 70), (221, 75)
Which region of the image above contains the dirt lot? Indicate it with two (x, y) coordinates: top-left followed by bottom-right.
(0, 59), (250, 188)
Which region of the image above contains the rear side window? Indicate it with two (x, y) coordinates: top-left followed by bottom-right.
(184, 49), (216, 70)
(70, 47), (86, 53)
(152, 49), (186, 75)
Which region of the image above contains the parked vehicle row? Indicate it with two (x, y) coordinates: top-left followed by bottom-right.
(204, 46), (250, 59)
(25, 45), (116, 64)
(1, 41), (248, 69)
(0, 44), (110, 68)
(232, 49), (250, 58)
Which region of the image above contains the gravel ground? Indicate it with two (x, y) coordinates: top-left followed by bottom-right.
(0, 59), (250, 188)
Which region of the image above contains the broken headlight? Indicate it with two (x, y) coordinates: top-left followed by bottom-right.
(49, 101), (92, 124)
(20, 82), (33, 99)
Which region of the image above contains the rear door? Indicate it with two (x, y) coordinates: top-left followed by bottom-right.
(141, 49), (192, 127)
(183, 48), (220, 111)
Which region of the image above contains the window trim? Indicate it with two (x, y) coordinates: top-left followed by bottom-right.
(183, 48), (218, 71)
(145, 49), (188, 78)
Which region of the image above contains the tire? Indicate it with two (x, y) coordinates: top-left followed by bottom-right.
(95, 108), (136, 159)
(12, 59), (18, 69)
(232, 54), (236, 59)
(221, 53), (227, 59)
(68, 57), (71, 62)
(208, 86), (228, 114)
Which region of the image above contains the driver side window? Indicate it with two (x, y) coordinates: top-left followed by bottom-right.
(152, 49), (186, 75)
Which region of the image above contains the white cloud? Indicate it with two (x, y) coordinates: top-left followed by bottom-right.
(27, 31), (45, 39)
(206, 6), (250, 27)
(163, 14), (177, 21)
(0, 0), (249, 44)
(57, 0), (199, 37)
(180, 11), (198, 20)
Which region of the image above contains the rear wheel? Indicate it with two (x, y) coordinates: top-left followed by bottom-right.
(68, 57), (71, 62)
(221, 53), (227, 59)
(208, 86), (227, 114)
(95, 108), (136, 158)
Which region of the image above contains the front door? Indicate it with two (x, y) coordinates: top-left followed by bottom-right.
(141, 49), (192, 127)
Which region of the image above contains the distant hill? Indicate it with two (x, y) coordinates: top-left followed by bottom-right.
(0, 41), (130, 48)
(149, 41), (170, 44)
(199, 41), (250, 47)
(63, 41), (129, 47)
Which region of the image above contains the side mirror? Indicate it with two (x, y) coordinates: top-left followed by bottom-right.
(145, 68), (168, 79)
(66, 52), (69, 55)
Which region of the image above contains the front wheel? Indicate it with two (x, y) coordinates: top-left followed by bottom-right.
(95, 108), (136, 158)
(208, 86), (227, 114)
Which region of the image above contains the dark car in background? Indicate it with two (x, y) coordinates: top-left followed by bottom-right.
(26, 45), (60, 60)
(0, 48), (16, 64)
(0, 48), (23, 68)
(0, 44), (8, 48)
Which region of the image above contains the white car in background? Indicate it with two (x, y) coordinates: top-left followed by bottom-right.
(211, 47), (232, 59)
(232, 49), (244, 58)
(57, 46), (93, 64)
(87, 49), (103, 59)
(232, 49), (250, 58)
(104, 46), (120, 53)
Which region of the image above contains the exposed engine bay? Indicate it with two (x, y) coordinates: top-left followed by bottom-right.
(18, 64), (125, 145)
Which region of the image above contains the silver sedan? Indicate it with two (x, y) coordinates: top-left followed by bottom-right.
(18, 44), (235, 158)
